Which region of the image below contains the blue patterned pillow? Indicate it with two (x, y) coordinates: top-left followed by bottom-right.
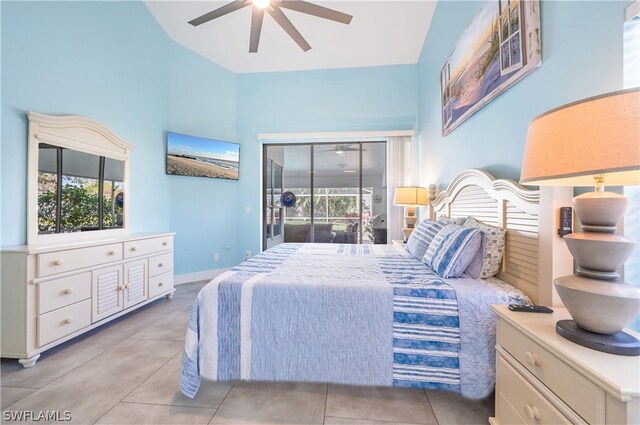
(405, 219), (449, 260)
(463, 217), (506, 278)
(422, 224), (483, 278)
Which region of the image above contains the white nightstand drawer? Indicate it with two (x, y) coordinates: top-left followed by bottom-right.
(37, 299), (91, 347)
(497, 355), (571, 425)
(499, 319), (602, 424)
(124, 236), (172, 259)
(37, 243), (122, 277)
(149, 271), (173, 298)
(148, 253), (173, 277)
(37, 272), (91, 315)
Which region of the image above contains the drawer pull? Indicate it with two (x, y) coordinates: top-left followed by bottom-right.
(124, 283), (129, 289)
(158, 282), (164, 287)
(525, 404), (540, 421)
(107, 250), (116, 256)
(63, 317), (73, 325)
(162, 241), (168, 246)
(130, 246), (137, 252)
(63, 288), (73, 295)
(158, 263), (164, 267)
(52, 260), (63, 266)
(525, 351), (540, 366)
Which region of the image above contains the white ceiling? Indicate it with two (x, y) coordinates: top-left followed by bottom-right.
(144, 1), (436, 73)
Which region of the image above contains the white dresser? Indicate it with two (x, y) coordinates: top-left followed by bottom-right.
(491, 305), (640, 425)
(1, 233), (175, 367)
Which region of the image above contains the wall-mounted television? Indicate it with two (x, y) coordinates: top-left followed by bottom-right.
(166, 131), (240, 180)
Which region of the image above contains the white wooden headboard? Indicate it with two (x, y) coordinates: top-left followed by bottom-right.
(427, 169), (573, 305)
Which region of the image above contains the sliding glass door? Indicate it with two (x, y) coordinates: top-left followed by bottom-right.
(263, 141), (386, 250)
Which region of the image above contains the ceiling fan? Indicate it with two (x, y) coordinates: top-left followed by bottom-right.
(318, 145), (367, 154)
(189, 0), (353, 53)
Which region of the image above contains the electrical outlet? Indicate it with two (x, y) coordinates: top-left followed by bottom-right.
(214, 253), (220, 262)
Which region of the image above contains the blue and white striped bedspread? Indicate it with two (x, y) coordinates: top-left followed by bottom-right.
(181, 243), (528, 400)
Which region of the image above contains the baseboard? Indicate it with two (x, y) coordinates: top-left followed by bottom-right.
(174, 268), (230, 285)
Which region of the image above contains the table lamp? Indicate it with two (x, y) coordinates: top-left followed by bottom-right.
(393, 186), (429, 241)
(520, 88), (640, 355)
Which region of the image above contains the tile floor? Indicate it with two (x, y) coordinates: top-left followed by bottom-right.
(1, 281), (494, 424)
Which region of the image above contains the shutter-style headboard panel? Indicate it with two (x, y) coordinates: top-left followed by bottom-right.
(428, 169), (554, 303)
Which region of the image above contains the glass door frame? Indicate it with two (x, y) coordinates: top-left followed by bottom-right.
(264, 157), (284, 247)
(262, 141), (385, 251)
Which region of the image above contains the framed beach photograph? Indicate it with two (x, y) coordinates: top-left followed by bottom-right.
(166, 131), (240, 180)
(441, 0), (541, 136)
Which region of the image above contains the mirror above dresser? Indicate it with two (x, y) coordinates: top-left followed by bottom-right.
(27, 112), (132, 247)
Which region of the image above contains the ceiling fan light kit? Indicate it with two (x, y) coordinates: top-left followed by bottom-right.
(252, 0), (271, 9)
(189, 0), (353, 53)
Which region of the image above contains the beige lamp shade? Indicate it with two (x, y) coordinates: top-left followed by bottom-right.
(393, 186), (429, 206)
(520, 88), (640, 187)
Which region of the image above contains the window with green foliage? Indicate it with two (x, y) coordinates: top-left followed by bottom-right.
(38, 144), (125, 234)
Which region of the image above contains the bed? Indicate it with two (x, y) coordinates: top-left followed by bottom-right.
(181, 169), (570, 400)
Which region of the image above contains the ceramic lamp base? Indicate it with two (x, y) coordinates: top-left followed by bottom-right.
(556, 320), (640, 356)
(554, 275), (640, 334)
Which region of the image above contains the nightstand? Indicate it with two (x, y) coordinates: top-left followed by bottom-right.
(491, 305), (639, 424)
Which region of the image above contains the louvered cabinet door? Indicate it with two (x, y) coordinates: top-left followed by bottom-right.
(123, 260), (147, 308)
(92, 265), (124, 322)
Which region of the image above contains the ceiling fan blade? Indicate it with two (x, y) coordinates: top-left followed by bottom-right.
(268, 5), (311, 52)
(189, 0), (250, 27)
(278, 1), (352, 25)
(249, 6), (265, 53)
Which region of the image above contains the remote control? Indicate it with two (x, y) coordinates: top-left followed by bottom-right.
(508, 304), (553, 314)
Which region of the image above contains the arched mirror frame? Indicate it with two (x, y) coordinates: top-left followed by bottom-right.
(27, 112), (133, 247)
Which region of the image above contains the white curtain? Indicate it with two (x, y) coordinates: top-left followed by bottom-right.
(386, 136), (415, 242)
(623, 3), (639, 330)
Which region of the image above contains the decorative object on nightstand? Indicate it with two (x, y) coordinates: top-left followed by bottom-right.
(393, 186), (429, 241)
(521, 88), (640, 355)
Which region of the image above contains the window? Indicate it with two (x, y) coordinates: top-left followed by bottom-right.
(285, 187), (373, 229)
(37, 144), (125, 234)
(498, 0), (523, 74)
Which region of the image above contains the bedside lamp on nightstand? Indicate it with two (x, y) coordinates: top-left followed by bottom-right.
(393, 186), (429, 242)
(520, 88), (640, 355)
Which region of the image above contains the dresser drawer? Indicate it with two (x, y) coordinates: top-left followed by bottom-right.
(124, 236), (172, 259)
(497, 355), (571, 424)
(498, 319), (602, 423)
(37, 243), (123, 277)
(149, 253), (173, 277)
(37, 272), (91, 314)
(37, 299), (91, 347)
(149, 271), (173, 298)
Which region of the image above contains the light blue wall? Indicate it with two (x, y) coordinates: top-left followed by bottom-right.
(417, 0), (626, 188)
(235, 65), (418, 261)
(1, 1), (171, 246)
(1, 1), (238, 276)
(167, 42), (238, 274)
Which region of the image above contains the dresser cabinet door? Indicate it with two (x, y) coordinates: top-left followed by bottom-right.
(92, 265), (123, 322)
(123, 260), (147, 308)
